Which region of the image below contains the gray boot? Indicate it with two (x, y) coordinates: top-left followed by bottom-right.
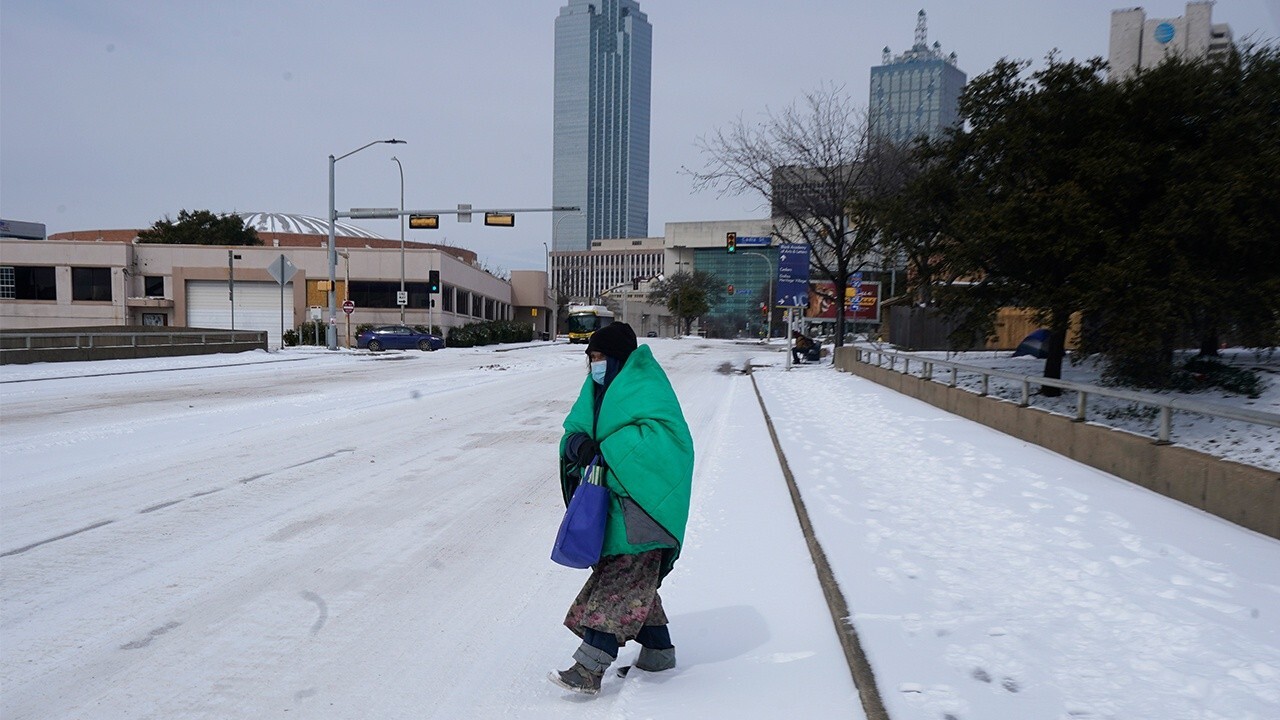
(548, 642), (615, 695)
(635, 645), (676, 672)
(549, 662), (602, 695)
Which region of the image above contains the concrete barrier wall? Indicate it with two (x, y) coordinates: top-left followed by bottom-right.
(0, 327), (267, 365)
(834, 347), (1280, 540)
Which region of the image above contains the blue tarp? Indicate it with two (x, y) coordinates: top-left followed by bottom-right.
(1012, 328), (1051, 359)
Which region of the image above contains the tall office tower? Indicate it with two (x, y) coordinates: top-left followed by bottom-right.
(869, 10), (966, 147)
(553, 0), (652, 251)
(1109, 2), (1233, 80)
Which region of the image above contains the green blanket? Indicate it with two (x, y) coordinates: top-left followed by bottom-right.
(560, 344), (694, 577)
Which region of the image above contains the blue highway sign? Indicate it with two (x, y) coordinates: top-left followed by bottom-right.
(776, 243), (810, 307)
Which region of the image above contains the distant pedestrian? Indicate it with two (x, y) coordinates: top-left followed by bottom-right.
(549, 322), (695, 695)
(792, 331), (814, 363)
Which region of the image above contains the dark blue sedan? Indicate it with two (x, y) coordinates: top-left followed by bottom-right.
(356, 325), (445, 352)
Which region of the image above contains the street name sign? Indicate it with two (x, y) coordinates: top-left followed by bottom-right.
(348, 207), (400, 219)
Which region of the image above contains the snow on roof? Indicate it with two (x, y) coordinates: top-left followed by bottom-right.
(236, 212), (385, 239)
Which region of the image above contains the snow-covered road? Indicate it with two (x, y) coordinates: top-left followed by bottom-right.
(1, 342), (857, 719)
(2, 339), (1277, 720)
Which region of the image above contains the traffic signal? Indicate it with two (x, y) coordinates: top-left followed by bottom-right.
(632, 277), (640, 290)
(726, 232), (737, 254)
(409, 214), (439, 229)
(760, 302), (768, 317)
(428, 270), (440, 294)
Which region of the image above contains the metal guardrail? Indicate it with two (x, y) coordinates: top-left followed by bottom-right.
(0, 330), (266, 352)
(852, 347), (1280, 444)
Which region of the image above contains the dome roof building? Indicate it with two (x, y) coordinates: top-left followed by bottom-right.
(236, 212), (385, 240)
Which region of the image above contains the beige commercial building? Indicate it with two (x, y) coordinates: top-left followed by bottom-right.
(0, 213), (554, 348)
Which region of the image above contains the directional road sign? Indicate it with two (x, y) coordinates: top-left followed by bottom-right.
(776, 243), (810, 307)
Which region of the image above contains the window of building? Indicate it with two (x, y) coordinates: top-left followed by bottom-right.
(71, 267), (112, 301)
(457, 291), (471, 316)
(1, 266), (56, 300)
(485, 298), (496, 320)
(144, 275), (165, 297)
(441, 284), (454, 312)
(348, 280), (432, 309)
(141, 312), (167, 326)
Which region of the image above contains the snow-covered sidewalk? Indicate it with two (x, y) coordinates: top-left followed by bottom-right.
(754, 359), (1280, 720)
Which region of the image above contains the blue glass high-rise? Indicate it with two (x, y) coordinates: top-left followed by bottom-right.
(869, 10), (966, 147)
(553, 0), (651, 251)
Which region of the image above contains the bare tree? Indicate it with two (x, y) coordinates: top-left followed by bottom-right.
(686, 86), (901, 347)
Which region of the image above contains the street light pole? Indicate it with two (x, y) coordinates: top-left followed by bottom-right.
(550, 210), (582, 293)
(542, 241), (552, 340)
(549, 210), (583, 338)
(741, 251), (775, 340)
(391, 156), (405, 323)
(327, 138), (405, 350)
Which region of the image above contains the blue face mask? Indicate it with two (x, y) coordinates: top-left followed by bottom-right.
(590, 360), (608, 385)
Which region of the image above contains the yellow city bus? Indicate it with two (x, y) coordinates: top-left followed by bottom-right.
(566, 304), (615, 344)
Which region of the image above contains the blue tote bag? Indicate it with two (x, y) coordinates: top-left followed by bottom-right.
(551, 457), (609, 569)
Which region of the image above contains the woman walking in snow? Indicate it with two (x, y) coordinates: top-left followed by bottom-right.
(549, 322), (695, 695)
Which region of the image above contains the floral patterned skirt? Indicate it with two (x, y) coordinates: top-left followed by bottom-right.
(564, 550), (669, 643)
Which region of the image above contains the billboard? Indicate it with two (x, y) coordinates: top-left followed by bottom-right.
(806, 281), (880, 322)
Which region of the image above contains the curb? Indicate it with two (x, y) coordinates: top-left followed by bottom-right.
(748, 367), (891, 720)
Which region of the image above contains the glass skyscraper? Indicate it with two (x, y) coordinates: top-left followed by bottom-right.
(869, 10), (966, 147)
(553, 0), (652, 251)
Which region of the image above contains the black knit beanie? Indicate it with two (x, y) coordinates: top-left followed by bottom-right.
(585, 322), (638, 364)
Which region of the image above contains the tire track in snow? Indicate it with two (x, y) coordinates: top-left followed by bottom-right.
(1, 449), (358, 557)
(0, 520), (115, 558)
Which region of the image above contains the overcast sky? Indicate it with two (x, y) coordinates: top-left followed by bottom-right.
(3, 1), (1277, 274)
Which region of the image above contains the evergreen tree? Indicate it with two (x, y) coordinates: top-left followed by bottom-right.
(137, 210), (261, 246)
(936, 56), (1126, 393)
(647, 270), (724, 336)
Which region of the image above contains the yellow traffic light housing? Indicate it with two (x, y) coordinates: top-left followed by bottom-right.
(484, 212), (516, 227)
(409, 214), (439, 229)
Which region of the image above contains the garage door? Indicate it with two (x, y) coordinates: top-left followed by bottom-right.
(186, 280), (294, 349)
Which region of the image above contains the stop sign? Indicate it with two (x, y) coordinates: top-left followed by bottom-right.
(342, 299), (355, 315)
